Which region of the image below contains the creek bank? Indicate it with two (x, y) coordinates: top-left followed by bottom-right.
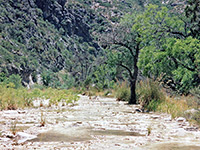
(0, 95), (199, 149)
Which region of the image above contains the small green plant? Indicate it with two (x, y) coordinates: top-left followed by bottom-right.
(157, 97), (188, 119)
(147, 126), (152, 136)
(10, 121), (17, 135)
(146, 99), (162, 112)
(40, 110), (46, 127)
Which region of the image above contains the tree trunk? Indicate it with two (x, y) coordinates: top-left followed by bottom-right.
(129, 79), (137, 104)
(128, 42), (140, 104)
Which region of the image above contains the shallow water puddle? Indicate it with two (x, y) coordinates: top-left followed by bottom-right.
(30, 130), (92, 142)
(91, 129), (145, 136)
(147, 143), (200, 150)
(30, 128), (144, 143)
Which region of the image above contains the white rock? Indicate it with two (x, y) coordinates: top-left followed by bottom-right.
(176, 117), (186, 122)
(185, 109), (199, 114)
(0, 137), (10, 142)
(42, 99), (50, 107)
(16, 132), (37, 143)
(32, 100), (41, 107)
(164, 116), (172, 121)
(3, 110), (18, 115)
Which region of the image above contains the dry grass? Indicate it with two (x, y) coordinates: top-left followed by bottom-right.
(0, 84), (79, 110)
(157, 96), (189, 119)
(40, 110), (46, 127)
(137, 79), (165, 110)
(10, 121), (17, 135)
(114, 81), (130, 101)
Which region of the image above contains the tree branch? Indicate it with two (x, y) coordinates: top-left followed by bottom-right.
(117, 63), (133, 79)
(170, 56), (195, 71)
(113, 42), (135, 57)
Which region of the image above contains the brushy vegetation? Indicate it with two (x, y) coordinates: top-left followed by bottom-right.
(114, 79), (165, 107)
(0, 83), (79, 110)
(115, 81), (131, 101)
(136, 79), (165, 110)
(112, 79), (200, 125)
(157, 97), (189, 119)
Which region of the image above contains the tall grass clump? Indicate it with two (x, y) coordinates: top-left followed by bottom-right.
(157, 97), (188, 118)
(136, 79), (165, 111)
(115, 81), (130, 101)
(0, 83), (28, 110)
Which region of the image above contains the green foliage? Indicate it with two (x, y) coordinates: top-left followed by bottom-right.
(132, 4), (200, 94)
(0, 85), (26, 110)
(190, 86), (200, 99)
(116, 81), (130, 101)
(139, 36), (200, 93)
(0, 73), (6, 82)
(91, 64), (116, 90)
(0, 74), (22, 89)
(136, 79), (165, 110)
(185, 0), (200, 39)
(6, 74), (22, 89)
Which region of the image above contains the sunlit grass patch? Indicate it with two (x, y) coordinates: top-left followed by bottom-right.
(0, 84), (79, 110)
(157, 96), (189, 119)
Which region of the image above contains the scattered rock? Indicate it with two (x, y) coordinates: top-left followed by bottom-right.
(176, 117), (186, 122)
(151, 115), (160, 119)
(135, 109), (142, 112)
(0, 95), (200, 149)
(5, 133), (15, 139)
(184, 127), (199, 131)
(164, 117), (172, 121)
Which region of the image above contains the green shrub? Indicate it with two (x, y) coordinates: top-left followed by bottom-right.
(146, 99), (162, 111)
(116, 81), (130, 101)
(6, 74), (22, 89)
(0, 72), (6, 82)
(137, 79), (165, 110)
(190, 86), (200, 99)
(191, 111), (200, 125)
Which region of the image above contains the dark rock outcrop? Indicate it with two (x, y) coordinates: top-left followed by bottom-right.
(35, 0), (92, 42)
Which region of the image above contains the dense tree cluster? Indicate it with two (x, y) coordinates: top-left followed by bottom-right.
(102, 1), (200, 103)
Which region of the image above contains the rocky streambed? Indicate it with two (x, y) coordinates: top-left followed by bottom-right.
(0, 95), (200, 150)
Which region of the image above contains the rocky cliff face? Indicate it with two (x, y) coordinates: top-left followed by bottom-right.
(35, 0), (92, 42)
(0, 0), (102, 87)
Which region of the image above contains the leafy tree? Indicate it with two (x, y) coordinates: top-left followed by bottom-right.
(185, 0), (200, 39)
(102, 4), (200, 104)
(134, 4), (200, 93)
(101, 13), (143, 104)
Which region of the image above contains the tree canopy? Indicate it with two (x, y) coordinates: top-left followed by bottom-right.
(103, 3), (200, 104)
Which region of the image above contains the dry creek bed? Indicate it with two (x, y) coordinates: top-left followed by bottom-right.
(0, 95), (200, 150)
